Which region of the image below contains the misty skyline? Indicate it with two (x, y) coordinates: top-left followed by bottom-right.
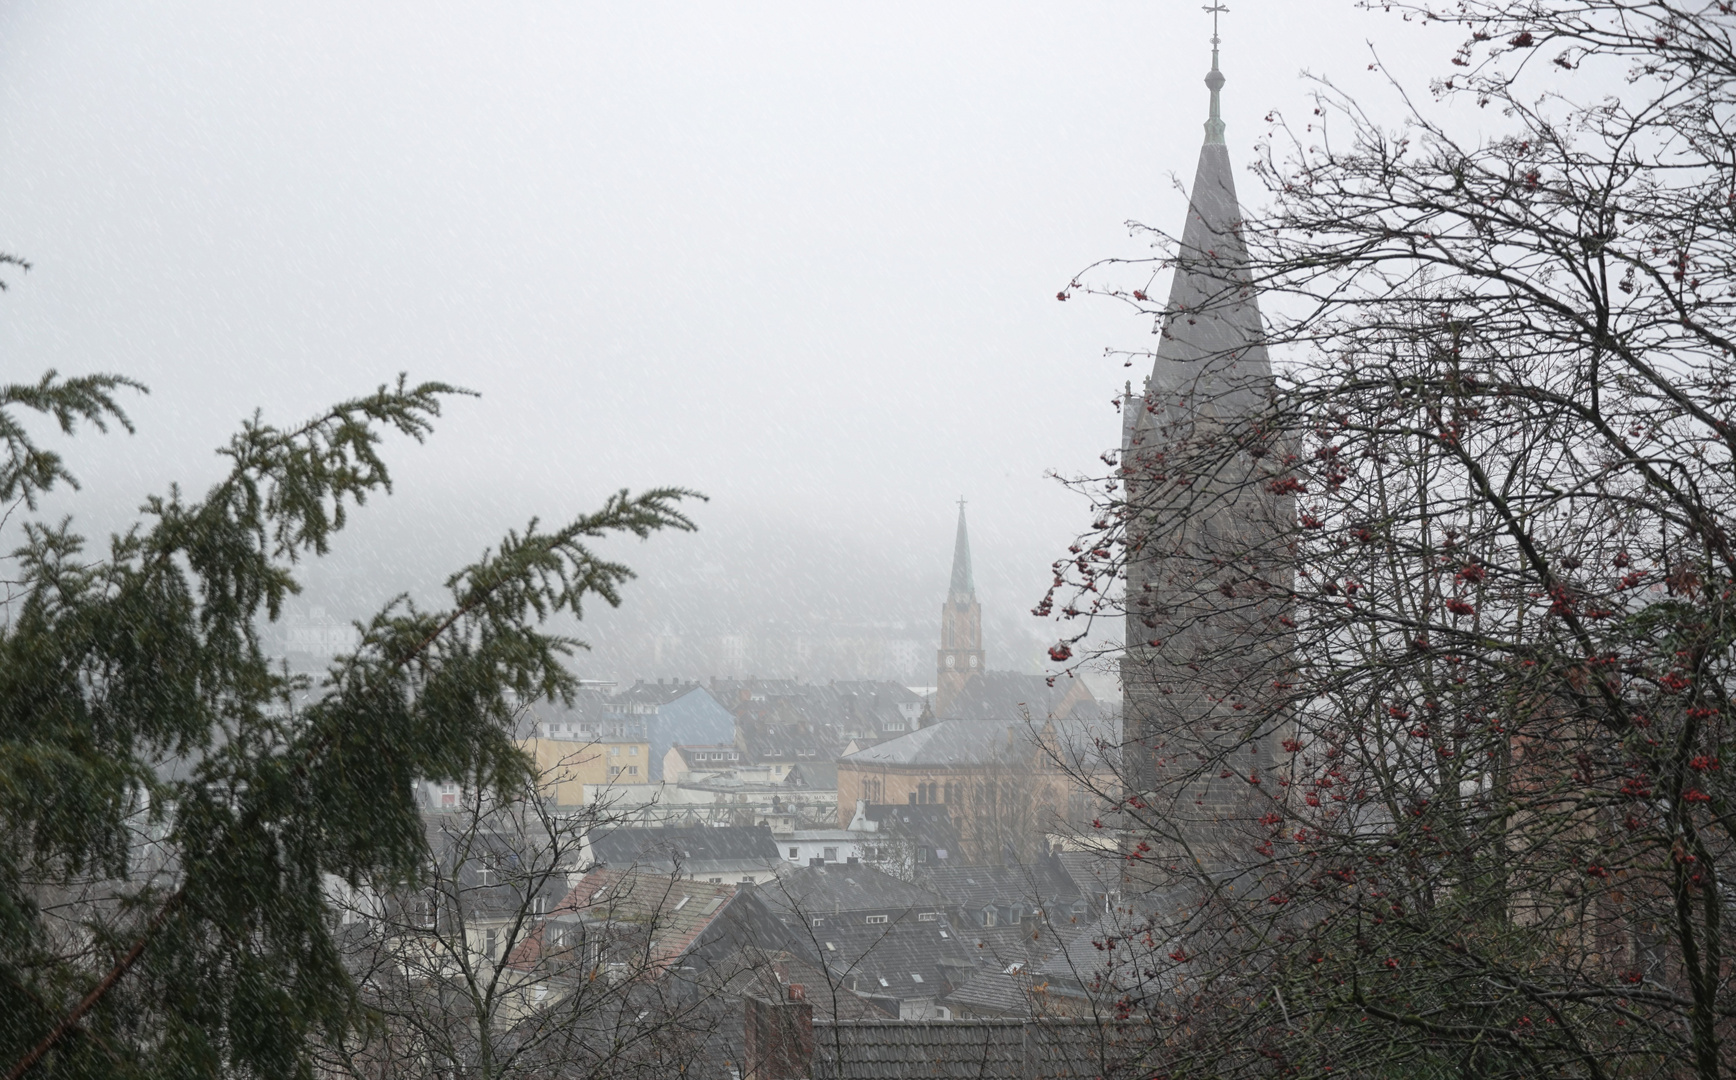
(0, 2), (1453, 684)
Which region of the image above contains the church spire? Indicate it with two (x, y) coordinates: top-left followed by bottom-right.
(948, 499), (975, 599)
(1125, 0), (1265, 435)
(1204, 2), (1228, 145)
(936, 500), (984, 719)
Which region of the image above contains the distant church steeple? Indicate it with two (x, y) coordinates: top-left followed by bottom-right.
(935, 500), (984, 718)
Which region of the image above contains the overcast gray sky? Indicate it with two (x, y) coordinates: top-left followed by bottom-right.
(0, 1), (1457, 683)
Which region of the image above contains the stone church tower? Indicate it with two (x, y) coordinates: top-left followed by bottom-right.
(1120, 34), (1294, 854)
(935, 502), (985, 718)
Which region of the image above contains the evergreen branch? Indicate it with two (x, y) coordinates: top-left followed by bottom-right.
(4, 890), (183, 1080)
(0, 371), (146, 509)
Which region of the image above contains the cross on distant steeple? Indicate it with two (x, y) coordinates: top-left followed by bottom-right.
(1203, 2), (1228, 45)
(1202, 2), (1229, 144)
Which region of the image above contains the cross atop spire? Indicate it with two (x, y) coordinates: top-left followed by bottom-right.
(1203, 3), (1228, 145)
(1204, 1), (1227, 44)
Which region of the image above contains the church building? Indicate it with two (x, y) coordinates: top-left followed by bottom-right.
(1119, 28), (1294, 852)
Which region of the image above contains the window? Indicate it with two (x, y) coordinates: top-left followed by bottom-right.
(629, 746), (638, 756)
(610, 746), (620, 756)
(981, 906), (997, 927)
(709, 877), (723, 884)
(865, 914), (888, 925)
(531, 896), (547, 916)
(823, 847), (838, 862)
(486, 928), (497, 957)
(608, 766), (621, 777)
(789, 847), (799, 859)
(627, 766), (638, 776)
(917, 912), (939, 922)
(811, 917), (824, 927)
(911, 973), (924, 983)
(917, 847), (929, 863)
(477, 868), (495, 887)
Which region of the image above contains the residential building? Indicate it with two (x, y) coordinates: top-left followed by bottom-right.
(607, 680), (736, 780)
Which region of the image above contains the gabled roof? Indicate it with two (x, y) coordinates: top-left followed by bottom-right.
(1030, 905), (1182, 999)
(945, 672), (1102, 724)
(759, 862), (944, 919)
(589, 825), (782, 876)
(919, 857), (1083, 914)
(839, 718), (1036, 768)
(506, 866), (740, 974)
(943, 966), (1035, 1017)
(715, 949), (894, 1021)
(1055, 851), (1124, 904)
(797, 917), (977, 1002)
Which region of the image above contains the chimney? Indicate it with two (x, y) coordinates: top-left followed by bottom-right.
(809, 857), (825, 868)
(744, 994), (813, 1080)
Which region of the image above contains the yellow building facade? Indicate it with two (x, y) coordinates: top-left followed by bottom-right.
(518, 735), (651, 806)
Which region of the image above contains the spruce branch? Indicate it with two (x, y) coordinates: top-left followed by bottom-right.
(0, 371), (146, 509)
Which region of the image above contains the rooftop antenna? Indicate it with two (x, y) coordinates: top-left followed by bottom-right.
(1203, 2), (1228, 144)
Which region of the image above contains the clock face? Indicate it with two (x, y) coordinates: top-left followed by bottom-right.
(945, 655), (956, 669)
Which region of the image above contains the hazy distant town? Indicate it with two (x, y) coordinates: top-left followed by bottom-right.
(9, 2), (1736, 1078)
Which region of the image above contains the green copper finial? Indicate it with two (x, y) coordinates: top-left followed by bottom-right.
(1203, 2), (1228, 145)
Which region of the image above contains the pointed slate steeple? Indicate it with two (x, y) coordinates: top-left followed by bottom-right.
(1129, 29), (1269, 447)
(947, 501), (975, 600)
(936, 501), (984, 719)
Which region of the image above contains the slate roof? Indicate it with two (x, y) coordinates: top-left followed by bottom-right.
(713, 949), (895, 1021)
(1055, 851), (1123, 907)
(943, 966), (1035, 1017)
(1030, 907), (1181, 999)
(958, 925), (1053, 969)
(919, 857), (1084, 916)
(507, 867), (741, 975)
(714, 679), (920, 753)
(759, 862), (945, 921)
(782, 760), (838, 790)
(810, 1018), (1159, 1079)
(840, 718), (1038, 768)
(797, 917), (977, 1003)
(946, 672), (1104, 724)
(670, 744), (743, 770)
(589, 824), (782, 878)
